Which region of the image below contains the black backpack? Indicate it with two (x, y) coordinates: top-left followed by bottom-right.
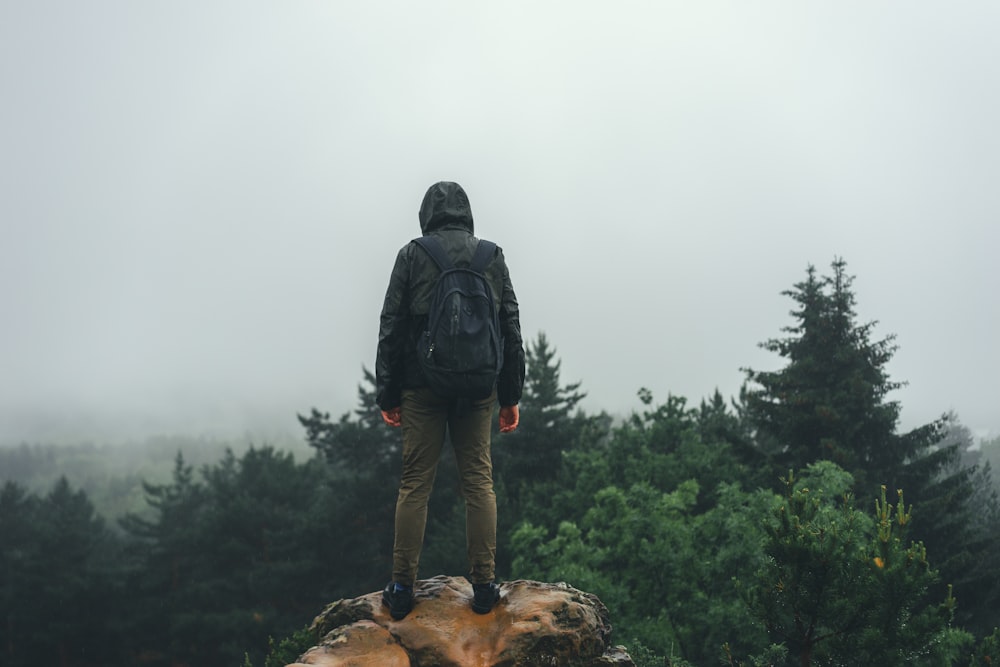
(413, 235), (504, 400)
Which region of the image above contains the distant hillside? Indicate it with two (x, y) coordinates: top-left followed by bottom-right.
(0, 433), (314, 521)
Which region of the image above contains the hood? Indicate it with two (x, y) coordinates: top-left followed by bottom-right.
(419, 181), (474, 234)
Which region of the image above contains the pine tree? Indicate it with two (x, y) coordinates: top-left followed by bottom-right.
(1, 479), (122, 667)
(520, 332), (587, 428)
(118, 453), (209, 665)
(741, 259), (959, 497)
(493, 331), (587, 492)
(490, 332), (606, 577)
(298, 366), (401, 475)
(743, 260), (907, 490)
(296, 369), (401, 592)
(742, 258), (999, 637)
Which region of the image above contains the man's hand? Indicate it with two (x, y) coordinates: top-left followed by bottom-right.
(381, 407), (402, 427)
(499, 405), (519, 433)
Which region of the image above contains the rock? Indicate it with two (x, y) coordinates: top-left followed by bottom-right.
(286, 575), (635, 667)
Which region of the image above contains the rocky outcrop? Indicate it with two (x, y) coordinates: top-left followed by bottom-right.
(287, 576), (634, 667)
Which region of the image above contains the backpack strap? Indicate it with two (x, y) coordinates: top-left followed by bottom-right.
(414, 236), (496, 273)
(412, 235), (453, 271)
(469, 240), (496, 273)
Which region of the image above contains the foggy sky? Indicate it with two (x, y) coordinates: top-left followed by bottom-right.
(2, 2), (998, 445)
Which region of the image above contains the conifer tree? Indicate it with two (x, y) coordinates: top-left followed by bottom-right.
(118, 453), (209, 665)
(298, 366), (401, 475)
(493, 332), (587, 491)
(296, 368), (401, 592)
(742, 260), (962, 498)
(490, 332), (606, 576)
(743, 260), (907, 490)
(742, 258), (999, 636)
(1, 479), (121, 667)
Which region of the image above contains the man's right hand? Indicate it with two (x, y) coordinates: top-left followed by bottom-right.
(499, 405), (519, 433)
(381, 407), (402, 427)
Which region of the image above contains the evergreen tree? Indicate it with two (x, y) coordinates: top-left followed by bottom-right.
(194, 447), (334, 665)
(696, 389), (756, 461)
(119, 447), (343, 667)
(296, 368), (402, 591)
(742, 258), (999, 637)
(933, 420), (1000, 639)
(742, 260), (906, 489)
(493, 331), (587, 492)
(0, 479), (122, 667)
(550, 389), (750, 523)
(118, 453), (210, 665)
(298, 367), (400, 475)
(491, 332), (605, 575)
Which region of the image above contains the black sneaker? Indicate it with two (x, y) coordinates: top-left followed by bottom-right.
(382, 582), (413, 620)
(471, 582), (500, 614)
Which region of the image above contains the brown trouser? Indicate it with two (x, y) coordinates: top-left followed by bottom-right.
(392, 387), (497, 587)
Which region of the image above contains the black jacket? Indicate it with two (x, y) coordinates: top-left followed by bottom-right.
(375, 182), (525, 410)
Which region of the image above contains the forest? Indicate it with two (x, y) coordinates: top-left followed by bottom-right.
(2, 259), (999, 667)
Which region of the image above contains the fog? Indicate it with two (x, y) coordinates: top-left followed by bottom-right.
(2, 2), (998, 445)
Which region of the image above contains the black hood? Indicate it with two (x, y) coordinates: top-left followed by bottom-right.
(418, 181), (474, 234)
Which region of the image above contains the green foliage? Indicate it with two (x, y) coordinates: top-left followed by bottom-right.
(4, 266), (999, 666)
(626, 640), (690, 667)
(510, 388), (789, 664)
(742, 259), (999, 636)
(967, 627), (1000, 666)
(117, 447), (341, 667)
(625, 641), (667, 667)
(0, 478), (125, 666)
(492, 332), (610, 575)
(510, 391), (777, 665)
(724, 642), (790, 667)
(296, 368), (402, 589)
(299, 367), (400, 477)
(548, 389), (750, 531)
(493, 333), (590, 498)
(0, 435), (310, 521)
(743, 260), (908, 492)
(263, 626), (320, 667)
(742, 464), (972, 665)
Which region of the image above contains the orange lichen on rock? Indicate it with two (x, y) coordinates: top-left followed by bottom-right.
(288, 575), (633, 667)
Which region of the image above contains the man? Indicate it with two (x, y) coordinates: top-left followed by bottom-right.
(375, 181), (525, 620)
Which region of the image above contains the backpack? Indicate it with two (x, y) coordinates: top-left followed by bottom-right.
(413, 235), (504, 400)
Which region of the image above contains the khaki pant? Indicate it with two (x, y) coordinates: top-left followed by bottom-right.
(392, 387), (497, 586)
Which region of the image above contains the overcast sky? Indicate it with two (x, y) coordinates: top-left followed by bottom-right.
(2, 2), (997, 446)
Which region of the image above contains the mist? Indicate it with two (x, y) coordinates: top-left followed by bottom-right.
(2, 2), (998, 445)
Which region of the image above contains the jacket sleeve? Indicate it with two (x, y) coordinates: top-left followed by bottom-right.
(375, 246), (410, 410)
(495, 249), (525, 407)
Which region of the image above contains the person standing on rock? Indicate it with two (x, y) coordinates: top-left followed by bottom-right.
(375, 181), (525, 620)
